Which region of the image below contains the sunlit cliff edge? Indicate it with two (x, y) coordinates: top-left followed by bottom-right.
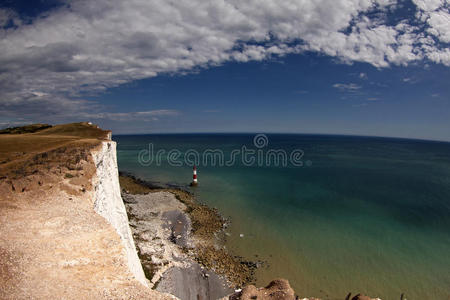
(0, 123), (380, 300)
(0, 123), (174, 299)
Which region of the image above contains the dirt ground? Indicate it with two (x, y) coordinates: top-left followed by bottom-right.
(0, 123), (174, 299)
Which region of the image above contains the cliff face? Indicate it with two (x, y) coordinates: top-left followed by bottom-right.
(0, 123), (381, 300)
(0, 123), (172, 299)
(91, 140), (148, 286)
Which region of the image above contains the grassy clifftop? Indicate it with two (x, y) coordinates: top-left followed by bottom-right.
(0, 123), (51, 134)
(0, 122), (110, 179)
(33, 122), (110, 139)
(0, 123), (172, 299)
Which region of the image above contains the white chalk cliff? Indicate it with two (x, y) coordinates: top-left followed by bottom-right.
(91, 140), (148, 286)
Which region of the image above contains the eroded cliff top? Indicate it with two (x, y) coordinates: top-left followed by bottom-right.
(0, 123), (173, 299)
(0, 122), (110, 179)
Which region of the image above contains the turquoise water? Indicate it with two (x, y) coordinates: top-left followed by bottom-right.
(115, 134), (450, 299)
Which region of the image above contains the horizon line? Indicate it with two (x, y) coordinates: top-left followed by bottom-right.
(112, 131), (450, 144)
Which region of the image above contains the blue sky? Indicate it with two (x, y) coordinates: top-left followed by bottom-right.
(0, 0), (449, 140)
(95, 54), (450, 140)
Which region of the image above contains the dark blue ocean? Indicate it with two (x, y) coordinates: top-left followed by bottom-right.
(115, 134), (450, 299)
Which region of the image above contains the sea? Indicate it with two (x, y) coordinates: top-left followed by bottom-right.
(115, 133), (450, 299)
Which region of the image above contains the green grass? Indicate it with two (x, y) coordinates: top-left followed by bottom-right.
(0, 124), (51, 134)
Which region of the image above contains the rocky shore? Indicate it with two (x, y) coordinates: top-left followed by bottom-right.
(119, 174), (384, 300)
(119, 174), (259, 299)
(0, 123), (383, 300)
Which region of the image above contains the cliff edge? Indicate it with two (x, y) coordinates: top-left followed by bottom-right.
(0, 123), (381, 300)
(91, 140), (148, 286)
(0, 123), (173, 299)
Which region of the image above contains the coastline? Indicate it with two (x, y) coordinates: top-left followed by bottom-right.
(0, 123), (384, 300)
(117, 174), (384, 300)
(118, 173), (258, 298)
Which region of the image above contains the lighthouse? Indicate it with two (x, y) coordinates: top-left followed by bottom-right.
(190, 165), (198, 186)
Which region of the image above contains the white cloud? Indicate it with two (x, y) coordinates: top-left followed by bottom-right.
(413, 0), (444, 12)
(333, 83), (362, 91)
(0, 0), (449, 121)
(412, 0), (450, 65)
(427, 10), (450, 43)
(82, 110), (180, 122)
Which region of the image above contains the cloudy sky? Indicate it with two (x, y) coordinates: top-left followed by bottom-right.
(0, 0), (449, 140)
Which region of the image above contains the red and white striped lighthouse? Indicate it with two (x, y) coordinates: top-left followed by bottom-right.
(191, 165), (198, 186)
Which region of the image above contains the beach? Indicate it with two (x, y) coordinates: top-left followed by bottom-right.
(119, 173), (258, 299)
